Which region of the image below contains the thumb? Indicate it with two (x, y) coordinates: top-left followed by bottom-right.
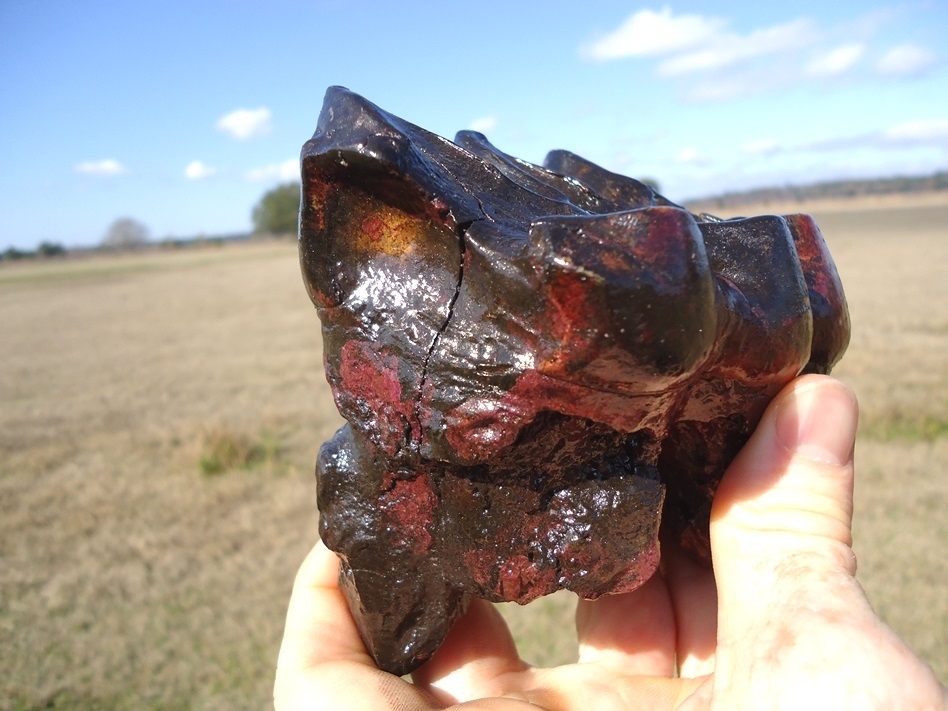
(704, 372), (946, 708)
(709, 374), (860, 646)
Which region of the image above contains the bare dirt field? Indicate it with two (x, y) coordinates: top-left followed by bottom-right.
(2, 195), (946, 708)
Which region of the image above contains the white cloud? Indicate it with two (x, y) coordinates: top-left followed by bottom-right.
(742, 138), (782, 155)
(674, 146), (706, 164)
(805, 43), (865, 77)
(877, 44), (936, 76)
(798, 118), (948, 153)
(579, 9), (926, 102)
(882, 118), (948, 145)
(216, 107), (272, 140)
(582, 7), (816, 77)
(582, 7), (724, 60)
(683, 78), (751, 102)
(468, 115), (498, 134)
(184, 161), (217, 180)
(245, 158), (299, 183)
(75, 159), (126, 176)
(657, 18), (814, 76)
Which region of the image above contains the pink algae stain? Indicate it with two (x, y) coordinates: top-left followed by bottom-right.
(380, 474), (437, 555)
(442, 396), (533, 462)
(443, 368), (648, 462)
(638, 208), (695, 290)
(498, 553), (556, 603)
(338, 340), (419, 453)
(338, 340), (403, 407)
(785, 214), (836, 300)
(462, 549), (497, 590)
(360, 216), (385, 242)
(442, 366), (595, 462)
(461, 548), (556, 603)
(543, 270), (599, 370)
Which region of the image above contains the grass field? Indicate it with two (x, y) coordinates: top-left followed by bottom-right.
(2, 197), (946, 709)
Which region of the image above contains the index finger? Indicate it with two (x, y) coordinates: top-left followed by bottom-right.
(276, 539), (374, 672)
(275, 541), (446, 711)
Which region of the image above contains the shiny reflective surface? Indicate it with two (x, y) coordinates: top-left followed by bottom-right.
(300, 86), (850, 675)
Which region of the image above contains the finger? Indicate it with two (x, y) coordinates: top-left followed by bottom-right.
(412, 597), (528, 705)
(707, 377), (948, 711)
(659, 539), (717, 678)
(710, 375), (860, 646)
(275, 541), (442, 710)
(575, 573), (676, 676)
(509, 664), (708, 711)
(276, 539), (374, 671)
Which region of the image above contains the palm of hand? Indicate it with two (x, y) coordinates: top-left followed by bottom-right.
(275, 377), (947, 710)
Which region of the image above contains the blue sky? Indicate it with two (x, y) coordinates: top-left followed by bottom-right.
(1, 1), (946, 250)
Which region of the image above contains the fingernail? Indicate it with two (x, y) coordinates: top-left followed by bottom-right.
(775, 379), (857, 466)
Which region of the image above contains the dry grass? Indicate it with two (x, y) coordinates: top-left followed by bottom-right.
(197, 426), (283, 476)
(0, 243), (344, 709)
(810, 199), (948, 679)
(1, 197), (946, 708)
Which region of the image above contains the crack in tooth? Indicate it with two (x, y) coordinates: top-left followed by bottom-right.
(411, 221), (472, 453)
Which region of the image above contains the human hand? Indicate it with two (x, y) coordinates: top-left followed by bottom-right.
(274, 375), (947, 710)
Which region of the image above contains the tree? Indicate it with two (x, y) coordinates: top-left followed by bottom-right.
(640, 177), (662, 194)
(37, 241), (66, 257)
(252, 183), (300, 236)
(102, 217), (149, 249)
(2, 246), (32, 260)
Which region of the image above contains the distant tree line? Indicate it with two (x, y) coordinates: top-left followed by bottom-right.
(3, 184), (300, 260)
(10, 170), (938, 260)
(2, 242), (66, 261)
(688, 171), (948, 210)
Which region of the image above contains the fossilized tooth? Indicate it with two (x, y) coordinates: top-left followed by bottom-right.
(299, 86), (850, 675)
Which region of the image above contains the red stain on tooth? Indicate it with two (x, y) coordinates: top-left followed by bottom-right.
(380, 474), (437, 555)
(337, 340), (417, 454)
(360, 215), (385, 241)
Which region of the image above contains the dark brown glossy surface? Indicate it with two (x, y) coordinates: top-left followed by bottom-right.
(299, 86), (850, 675)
